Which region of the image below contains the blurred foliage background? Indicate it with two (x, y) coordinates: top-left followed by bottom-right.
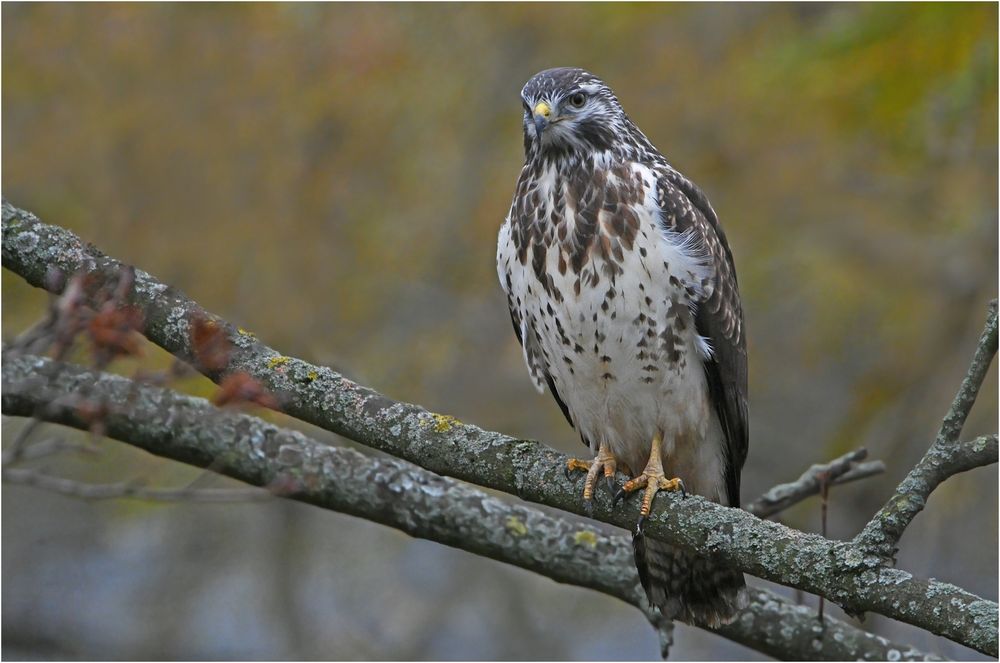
(2, 3), (997, 660)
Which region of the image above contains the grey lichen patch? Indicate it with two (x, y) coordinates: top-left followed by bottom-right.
(879, 568), (913, 585)
(164, 306), (191, 347)
(704, 524), (734, 552)
(133, 268), (166, 294)
(277, 445), (304, 467)
(232, 328), (259, 351)
(11, 230), (39, 254)
(417, 476), (447, 499)
(842, 545), (866, 569)
(923, 579), (963, 599)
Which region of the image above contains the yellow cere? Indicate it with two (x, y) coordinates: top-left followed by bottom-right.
(533, 101), (551, 118)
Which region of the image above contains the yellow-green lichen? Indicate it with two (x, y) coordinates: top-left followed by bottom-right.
(237, 328), (257, 338)
(505, 516), (527, 537)
(306, 370), (319, 381)
(267, 356), (290, 369)
(424, 413), (460, 433)
(573, 530), (598, 548)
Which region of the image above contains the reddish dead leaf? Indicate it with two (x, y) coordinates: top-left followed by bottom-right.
(88, 306), (145, 360)
(74, 399), (110, 436)
(190, 315), (232, 372)
(267, 473), (303, 497)
(212, 372), (278, 409)
(48, 272), (94, 357)
(56, 272), (93, 320)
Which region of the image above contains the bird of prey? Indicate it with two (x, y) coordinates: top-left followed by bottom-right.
(497, 67), (748, 625)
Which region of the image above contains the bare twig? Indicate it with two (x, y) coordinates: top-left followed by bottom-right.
(836, 461), (887, 484)
(746, 447), (886, 519)
(2, 466), (274, 503)
(857, 303), (998, 559)
(3, 202), (996, 656)
(0, 354), (945, 661)
(8, 435), (101, 462)
(939, 301), (998, 446)
(818, 471), (830, 622)
(2, 418), (43, 465)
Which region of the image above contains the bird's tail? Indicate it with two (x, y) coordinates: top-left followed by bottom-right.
(633, 526), (747, 627)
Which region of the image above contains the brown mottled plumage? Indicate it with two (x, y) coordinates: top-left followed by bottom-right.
(497, 68), (748, 626)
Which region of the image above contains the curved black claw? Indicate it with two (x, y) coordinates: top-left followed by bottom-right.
(604, 474), (616, 497)
(583, 498), (594, 517)
(613, 487), (630, 507)
(678, 479), (687, 499)
(563, 465), (571, 482)
(636, 514), (648, 532)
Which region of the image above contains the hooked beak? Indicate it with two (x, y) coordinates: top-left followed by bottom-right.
(533, 101), (551, 135)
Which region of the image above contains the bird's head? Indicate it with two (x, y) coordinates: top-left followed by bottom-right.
(519, 67), (628, 160)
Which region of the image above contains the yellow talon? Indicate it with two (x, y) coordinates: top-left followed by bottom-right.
(565, 441), (619, 505)
(616, 431), (685, 516)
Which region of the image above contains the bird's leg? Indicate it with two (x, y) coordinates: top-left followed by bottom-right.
(614, 431), (685, 518)
(565, 440), (619, 513)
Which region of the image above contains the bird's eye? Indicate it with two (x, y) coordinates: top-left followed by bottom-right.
(568, 92), (587, 108)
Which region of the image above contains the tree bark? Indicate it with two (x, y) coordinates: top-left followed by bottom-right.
(3, 201), (997, 657)
(2, 353), (945, 661)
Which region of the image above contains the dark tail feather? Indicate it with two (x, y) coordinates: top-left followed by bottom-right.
(633, 527), (747, 627)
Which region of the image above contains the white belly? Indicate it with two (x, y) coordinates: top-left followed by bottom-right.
(498, 163), (728, 500)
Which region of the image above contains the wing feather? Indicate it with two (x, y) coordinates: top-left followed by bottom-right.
(499, 221), (577, 433)
(658, 170), (748, 507)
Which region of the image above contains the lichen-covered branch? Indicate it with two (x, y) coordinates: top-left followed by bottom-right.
(0, 354), (944, 661)
(746, 447), (886, 519)
(857, 304), (998, 559)
(2, 202), (996, 656)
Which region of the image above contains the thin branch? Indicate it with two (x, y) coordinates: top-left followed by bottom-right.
(857, 303), (998, 559)
(6, 435), (101, 462)
(1, 467), (274, 503)
(939, 301), (998, 446)
(2, 202), (996, 656)
(746, 447), (886, 519)
(837, 461), (887, 484)
(1, 417), (43, 465)
(0, 354), (945, 661)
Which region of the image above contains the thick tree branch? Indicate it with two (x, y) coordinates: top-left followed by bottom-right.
(857, 303), (998, 559)
(1, 354), (944, 661)
(3, 202), (996, 656)
(746, 448), (886, 519)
